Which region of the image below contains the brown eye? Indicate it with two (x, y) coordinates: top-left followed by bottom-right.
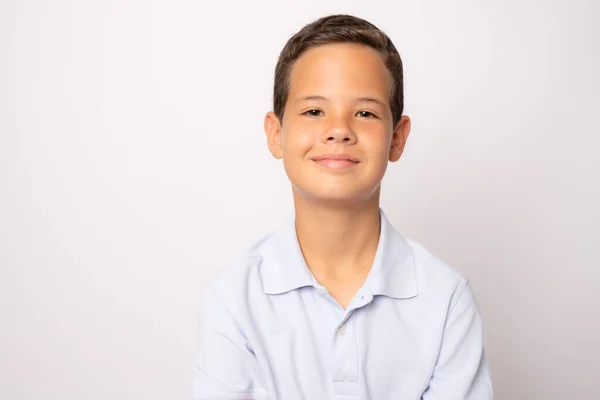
(304, 109), (323, 117)
(357, 111), (376, 118)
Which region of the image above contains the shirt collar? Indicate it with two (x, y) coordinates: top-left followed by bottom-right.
(261, 213), (315, 294)
(261, 208), (418, 299)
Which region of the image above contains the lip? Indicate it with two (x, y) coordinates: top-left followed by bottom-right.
(310, 153), (360, 171)
(311, 153), (360, 162)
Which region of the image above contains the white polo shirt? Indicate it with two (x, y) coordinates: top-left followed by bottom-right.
(193, 208), (494, 399)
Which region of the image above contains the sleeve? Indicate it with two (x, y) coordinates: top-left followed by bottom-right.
(193, 284), (269, 400)
(422, 280), (494, 400)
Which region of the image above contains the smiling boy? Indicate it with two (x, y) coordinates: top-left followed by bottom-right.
(193, 14), (493, 400)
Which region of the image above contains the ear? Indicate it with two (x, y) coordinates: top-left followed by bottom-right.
(389, 115), (411, 162)
(264, 111), (284, 159)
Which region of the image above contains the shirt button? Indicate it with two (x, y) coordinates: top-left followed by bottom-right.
(336, 324), (346, 335)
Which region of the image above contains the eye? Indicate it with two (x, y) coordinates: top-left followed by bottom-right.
(303, 109), (323, 117)
(357, 110), (377, 118)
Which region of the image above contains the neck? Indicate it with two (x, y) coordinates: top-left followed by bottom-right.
(292, 190), (382, 282)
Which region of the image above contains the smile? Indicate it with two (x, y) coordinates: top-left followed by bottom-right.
(311, 154), (360, 171)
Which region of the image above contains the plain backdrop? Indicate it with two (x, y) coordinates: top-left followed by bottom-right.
(1, 0), (599, 399)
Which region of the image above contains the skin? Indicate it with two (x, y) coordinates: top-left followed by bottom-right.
(264, 43), (411, 309)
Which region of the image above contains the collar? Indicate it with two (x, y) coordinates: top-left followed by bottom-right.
(261, 208), (418, 299)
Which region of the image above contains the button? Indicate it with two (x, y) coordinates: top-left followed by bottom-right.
(336, 324), (346, 335)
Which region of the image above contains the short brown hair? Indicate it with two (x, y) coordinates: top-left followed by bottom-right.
(273, 14), (404, 127)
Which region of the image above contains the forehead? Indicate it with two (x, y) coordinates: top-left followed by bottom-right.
(287, 43), (392, 100)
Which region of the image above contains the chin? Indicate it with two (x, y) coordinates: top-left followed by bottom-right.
(293, 183), (377, 205)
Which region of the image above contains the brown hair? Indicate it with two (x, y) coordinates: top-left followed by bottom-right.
(273, 14), (404, 127)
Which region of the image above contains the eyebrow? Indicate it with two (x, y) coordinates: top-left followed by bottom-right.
(296, 95), (387, 107)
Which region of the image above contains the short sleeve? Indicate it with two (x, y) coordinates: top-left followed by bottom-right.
(422, 280), (494, 399)
(193, 284), (268, 400)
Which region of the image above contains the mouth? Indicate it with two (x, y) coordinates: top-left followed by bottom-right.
(310, 154), (360, 171)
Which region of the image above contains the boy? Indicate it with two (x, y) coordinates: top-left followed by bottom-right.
(194, 14), (493, 400)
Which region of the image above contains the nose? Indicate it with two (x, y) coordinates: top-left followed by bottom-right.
(321, 114), (357, 144)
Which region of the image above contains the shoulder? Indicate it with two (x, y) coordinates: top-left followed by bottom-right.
(204, 231), (274, 304)
(405, 237), (471, 307)
(407, 238), (466, 283)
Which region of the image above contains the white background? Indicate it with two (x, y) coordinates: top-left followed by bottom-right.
(1, 0), (599, 399)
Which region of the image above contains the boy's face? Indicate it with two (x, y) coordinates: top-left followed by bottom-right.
(265, 43), (411, 205)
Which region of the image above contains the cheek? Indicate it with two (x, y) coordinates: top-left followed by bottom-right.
(282, 127), (316, 156)
(362, 130), (392, 157)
